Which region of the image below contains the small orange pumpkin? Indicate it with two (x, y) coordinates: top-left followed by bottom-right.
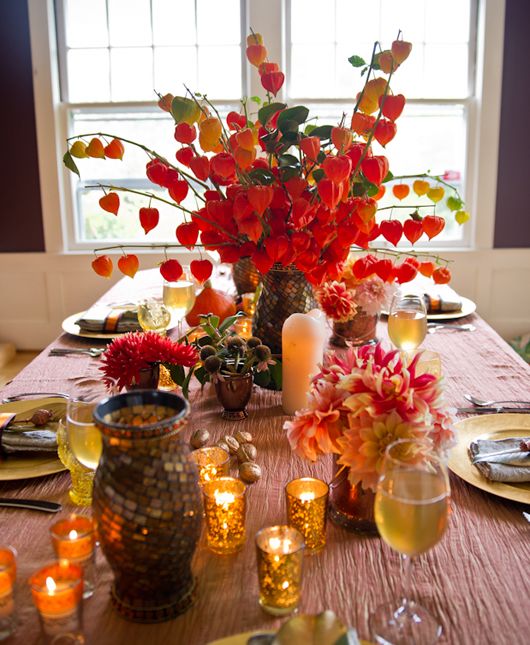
(186, 281), (236, 327)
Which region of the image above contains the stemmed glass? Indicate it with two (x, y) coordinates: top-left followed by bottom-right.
(388, 293), (427, 352)
(162, 268), (197, 336)
(371, 438), (451, 644)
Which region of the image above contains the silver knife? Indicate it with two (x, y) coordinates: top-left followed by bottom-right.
(1, 392), (70, 403)
(457, 406), (530, 414)
(0, 498), (62, 513)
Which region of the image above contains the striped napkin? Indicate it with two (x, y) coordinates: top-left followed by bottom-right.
(75, 305), (141, 333)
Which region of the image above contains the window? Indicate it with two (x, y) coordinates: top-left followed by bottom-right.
(55, 0), (477, 250)
(287, 0), (476, 246)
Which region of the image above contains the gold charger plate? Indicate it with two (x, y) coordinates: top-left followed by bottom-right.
(449, 413), (530, 504)
(208, 633), (371, 645)
(62, 311), (178, 340)
(382, 296), (476, 321)
(0, 397), (66, 481)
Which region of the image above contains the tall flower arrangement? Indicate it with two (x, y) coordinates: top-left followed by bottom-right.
(285, 344), (455, 491)
(63, 31), (467, 287)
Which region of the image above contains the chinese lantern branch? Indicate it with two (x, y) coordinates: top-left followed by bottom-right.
(390, 173), (464, 201)
(351, 245), (453, 266)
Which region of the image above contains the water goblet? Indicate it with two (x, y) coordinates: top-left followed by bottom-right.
(370, 438), (451, 645)
(162, 269), (197, 336)
(388, 293), (427, 352)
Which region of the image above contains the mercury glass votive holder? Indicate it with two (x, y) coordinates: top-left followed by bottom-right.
(285, 477), (329, 553)
(255, 525), (305, 616)
(190, 447), (230, 486)
(50, 515), (96, 599)
(0, 546), (17, 642)
(202, 477), (246, 554)
(29, 561), (84, 644)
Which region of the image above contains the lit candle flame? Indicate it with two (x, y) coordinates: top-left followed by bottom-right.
(214, 491), (235, 507)
(282, 580), (290, 589)
(268, 537), (293, 554)
(299, 491), (315, 502)
(68, 529), (78, 540)
(45, 577), (56, 595)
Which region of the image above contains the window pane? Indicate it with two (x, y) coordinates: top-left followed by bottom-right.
(336, 0), (379, 45)
(68, 49), (110, 102)
(197, 0), (240, 45)
(152, 0), (196, 46)
(380, 0), (426, 44)
(65, 0), (108, 48)
(290, 44), (335, 98)
(291, 0), (335, 44)
(197, 46), (241, 98)
(425, 0), (470, 43)
(108, 0), (152, 47)
(423, 44), (469, 98)
(154, 47), (198, 95)
(110, 48), (154, 101)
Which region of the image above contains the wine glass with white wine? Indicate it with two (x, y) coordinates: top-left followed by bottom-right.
(371, 438), (450, 644)
(162, 270), (196, 337)
(388, 293), (427, 352)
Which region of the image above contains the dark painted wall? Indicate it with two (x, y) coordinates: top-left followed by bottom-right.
(0, 0), (45, 252)
(493, 0), (530, 248)
(0, 1), (528, 252)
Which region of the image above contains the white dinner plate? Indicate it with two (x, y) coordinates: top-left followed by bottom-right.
(61, 311), (177, 340)
(382, 296), (476, 321)
(449, 413), (530, 504)
(0, 397), (66, 481)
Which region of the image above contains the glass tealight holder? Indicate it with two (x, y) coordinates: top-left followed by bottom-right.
(202, 477), (246, 554)
(57, 421), (94, 506)
(29, 561), (84, 644)
(414, 350), (442, 378)
(190, 447), (230, 486)
(255, 525), (305, 616)
(285, 477), (329, 553)
(50, 515), (97, 599)
(0, 546), (17, 642)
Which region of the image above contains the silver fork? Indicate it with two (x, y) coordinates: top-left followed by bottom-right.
(49, 348), (105, 358)
(427, 323), (476, 333)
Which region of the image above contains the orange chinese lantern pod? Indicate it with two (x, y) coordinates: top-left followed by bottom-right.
(235, 128), (256, 152)
(393, 184), (410, 200)
(357, 77), (387, 115)
(189, 155), (210, 181)
(248, 185), (274, 216)
(350, 112), (376, 136)
(199, 117), (222, 143)
(331, 127), (353, 152)
(418, 261), (435, 277)
(176, 221), (199, 249)
(377, 50), (395, 74)
(190, 259), (213, 284)
(86, 138), (106, 158)
(117, 254), (139, 278)
(139, 207), (159, 234)
(260, 71), (285, 96)
(322, 155), (352, 185)
(374, 118), (397, 146)
(168, 180), (189, 204)
(432, 266), (451, 284)
(379, 94), (406, 121)
(69, 140), (88, 158)
(234, 146), (256, 170)
(355, 197), (377, 224)
(92, 255), (113, 278)
(174, 123), (197, 144)
(374, 185), (386, 200)
(210, 152), (236, 179)
(317, 178), (343, 209)
(299, 136), (321, 160)
(246, 44), (268, 67)
(104, 138), (125, 159)
(427, 186), (445, 203)
(160, 259), (183, 282)
(413, 179), (430, 196)
(99, 192), (120, 215)
(175, 146), (194, 167)
(403, 219), (423, 245)
(258, 61), (279, 75)
(247, 33), (263, 46)
(391, 39), (413, 65)
(422, 215), (445, 240)
(361, 156), (388, 186)
(380, 219), (403, 245)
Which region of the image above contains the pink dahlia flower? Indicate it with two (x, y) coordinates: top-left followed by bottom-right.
(316, 281), (357, 322)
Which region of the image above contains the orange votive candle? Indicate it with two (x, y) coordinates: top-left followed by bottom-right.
(50, 515), (95, 562)
(29, 561), (83, 617)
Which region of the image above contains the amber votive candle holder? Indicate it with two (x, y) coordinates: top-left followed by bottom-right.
(285, 477), (329, 553)
(202, 477), (246, 554)
(29, 561), (84, 644)
(50, 514), (96, 599)
(0, 546), (17, 642)
(255, 525), (305, 616)
(190, 446), (230, 486)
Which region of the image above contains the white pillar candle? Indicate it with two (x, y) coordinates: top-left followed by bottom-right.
(282, 311), (326, 415)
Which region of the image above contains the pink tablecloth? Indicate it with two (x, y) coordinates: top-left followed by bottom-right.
(1, 270), (529, 644)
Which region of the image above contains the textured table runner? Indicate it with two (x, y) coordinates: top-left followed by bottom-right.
(1, 270), (529, 644)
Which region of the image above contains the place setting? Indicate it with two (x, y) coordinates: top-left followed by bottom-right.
(1, 10), (529, 645)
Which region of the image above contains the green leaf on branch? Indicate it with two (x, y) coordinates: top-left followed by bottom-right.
(63, 151), (80, 177)
(366, 183), (380, 197)
(250, 95), (262, 105)
(304, 124), (316, 135)
(309, 125), (333, 140)
(280, 167), (300, 181)
(218, 311), (244, 333)
(348, 55), (366, 68)
(279, 154), (300, 168)
(312, 168), (325, 183)
(277, 106), (309, 133)
(248, 167), (276, 185)
(168, 364), (185, 386)
(382, 170), (394, 183)
(258, 102), (286, 125)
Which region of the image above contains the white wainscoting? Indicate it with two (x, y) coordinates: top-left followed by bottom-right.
(0, 249), (529, 350)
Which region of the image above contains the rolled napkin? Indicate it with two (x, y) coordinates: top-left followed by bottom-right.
(468, 436), (530, 483)
(423, 288), (462, 314)
(1, 428), (58, 454)
(75, 305), (141, 333)
(0, 402), (63, 456)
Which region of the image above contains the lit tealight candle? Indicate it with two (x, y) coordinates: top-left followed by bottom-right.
(190, 447), (230, 486)
(50, 514), (96, 599)
(255, 525), (305, 616)
(0, 546), (16, 640)
(29, 561), (84, 643)
(285, 477), (329, 553)
(203, 477), (246, 554)
(282, 310), (326, 415)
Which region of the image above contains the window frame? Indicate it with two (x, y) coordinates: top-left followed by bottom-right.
(28, 0), (506, 256)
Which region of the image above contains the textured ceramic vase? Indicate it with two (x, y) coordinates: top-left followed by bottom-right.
(93, 390), (202, 623)
(232, 257), (261, 296)
(252, 265), (317, 355)
(330, 309), (378, 348)
(126, 364), (160, 391)
(328, 457), (378, 535)
(214, 373), (253, 420)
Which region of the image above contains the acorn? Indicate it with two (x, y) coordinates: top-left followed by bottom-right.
(234, 430), (252, 444)
(237, 443), (257, 463)
(217, 439), (231, 454)
(224, 435), (240, 454)
(190, 428), (210, 449)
